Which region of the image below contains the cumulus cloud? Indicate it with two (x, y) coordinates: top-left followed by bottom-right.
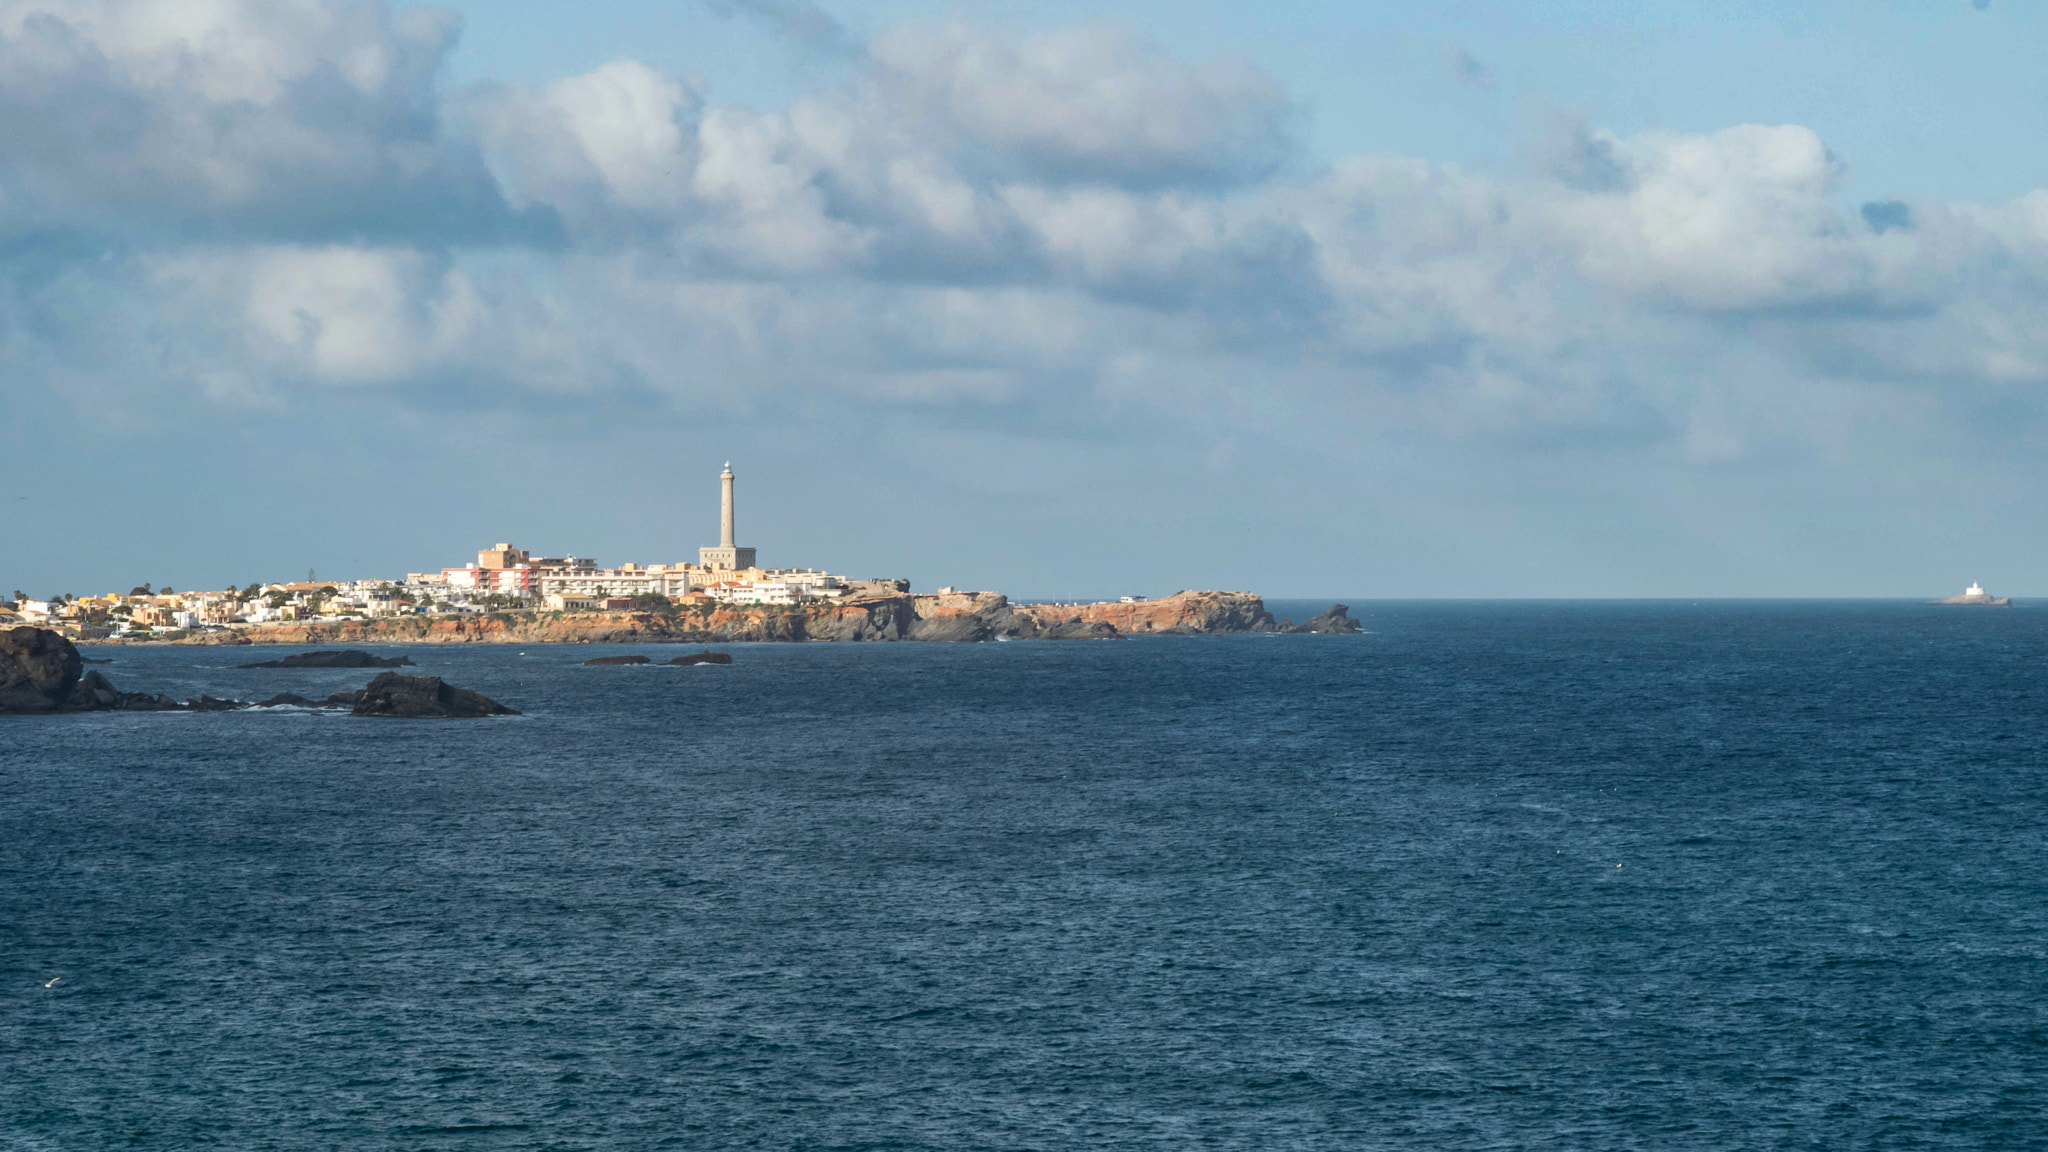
(6, 0), (2048, 477)
(0, 0), (536, 242)
(869, 20), (1295, 188)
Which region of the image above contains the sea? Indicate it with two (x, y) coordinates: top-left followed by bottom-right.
(4, 600), (2046, 1150)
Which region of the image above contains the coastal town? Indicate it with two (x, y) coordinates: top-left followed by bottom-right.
(2, 463), (1342, 645)
(0, 464), (908, 641)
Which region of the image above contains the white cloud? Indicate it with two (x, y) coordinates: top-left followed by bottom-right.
(870, 19), (1293, 188)
(2, 0), (2048, 481)
(0, 0), (513, 240)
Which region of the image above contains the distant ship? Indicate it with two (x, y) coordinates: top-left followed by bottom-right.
(1935, 581), (2011, 606)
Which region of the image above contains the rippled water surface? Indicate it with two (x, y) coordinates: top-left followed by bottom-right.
(5, 601), (2047, 1150)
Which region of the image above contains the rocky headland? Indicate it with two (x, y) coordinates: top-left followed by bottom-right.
(92, 590), (1362, 647)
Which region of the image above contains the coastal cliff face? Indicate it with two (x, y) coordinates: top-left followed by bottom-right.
(97, 590), (1286, 645)
(1009, 591), (1280, 636)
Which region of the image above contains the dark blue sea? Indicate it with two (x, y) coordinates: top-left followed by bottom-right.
(5, 601), (2047, 1150)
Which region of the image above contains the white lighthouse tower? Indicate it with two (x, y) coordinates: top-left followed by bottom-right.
(698, 462), (757, 571)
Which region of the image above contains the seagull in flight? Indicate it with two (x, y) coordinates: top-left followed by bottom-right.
(43, 977), (60, 988)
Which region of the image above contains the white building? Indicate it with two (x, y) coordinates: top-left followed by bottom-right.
(706, 581), (801, 606)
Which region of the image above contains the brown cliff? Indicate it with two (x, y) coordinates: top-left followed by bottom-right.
(1007, 590), (1279, 636)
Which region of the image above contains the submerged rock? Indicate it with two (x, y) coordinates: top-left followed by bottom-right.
(583, 654), (651, 665)
(254, 693), (330, 708)
(350, 673), (517, 718)
(665, 651), (733, 665)
(238, 649), (415, 669)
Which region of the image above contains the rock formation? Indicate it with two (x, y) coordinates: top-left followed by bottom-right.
(59, 670), (193, 712)
(665, 651), (733, 665)
(3, 627), (515, 717)
(583, 654), (651, 665)
(1, 626), (83, 712)
(349, 673), (518, 718)
(1005, 591), (1278, 636)
(238, 649), (415, 669)
(1294, 605), (1363, 634)
(254, 693), (328, 708)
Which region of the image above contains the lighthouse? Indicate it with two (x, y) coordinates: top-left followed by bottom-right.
(720, 462), (736, 548)
(698, 462), (757, 571)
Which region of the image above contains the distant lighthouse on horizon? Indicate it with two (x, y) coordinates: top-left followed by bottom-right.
(698, 461), (756, 572)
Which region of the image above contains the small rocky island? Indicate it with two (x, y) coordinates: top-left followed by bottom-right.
(2, 627), (514, 717)
(238, 649), (416, 669)
(1935, 582), (2012, 606)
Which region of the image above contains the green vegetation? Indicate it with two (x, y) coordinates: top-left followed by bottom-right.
(624, 593), (680, 617)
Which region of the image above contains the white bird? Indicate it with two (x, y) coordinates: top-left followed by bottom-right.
(43, 977), (60, 988)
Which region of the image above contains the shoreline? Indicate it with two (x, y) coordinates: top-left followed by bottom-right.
(77, 590), (1353, 647)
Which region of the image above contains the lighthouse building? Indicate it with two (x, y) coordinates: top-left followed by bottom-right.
(421, 462), (886, 607)
(698, 462), (757, 571)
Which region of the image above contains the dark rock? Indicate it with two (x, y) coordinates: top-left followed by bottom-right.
(116, 694), (184, 712)
(81, 657), (112, 664)
(1040, 619), (1123, 640)
(665, 651), (733, 665)
(583, 654), (651, 665)
(255, 693), (330, 708)
(63, 670), (121, 712)
(1, 627), (83, 713)
(187, 696), (250, 712)
(1300, 605), (1363, 634)
(59, 670), (200, 712)
(324, 690), (365, 707)
(908, 613), (991, 642)
(349, 673), (517, 718)
(239, 649), (415, 669)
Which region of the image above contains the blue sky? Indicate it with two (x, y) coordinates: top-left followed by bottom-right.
(2, 0), (2044, 598)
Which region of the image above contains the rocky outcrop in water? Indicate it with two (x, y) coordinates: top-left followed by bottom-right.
(254, 693), (328, 708)
(1292, 605), (1363, 634)
(583, 654), (651, 665)
(61, 670), (189, 712)
(4, 627), (514, 716)
(349, 673), (518, 718)
(238, 649), (415, 669)
(1, 627), (83, 712)
(666, 651), (733, 665)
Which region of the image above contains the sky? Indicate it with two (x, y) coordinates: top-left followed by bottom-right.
(1, 0), (2044, 600)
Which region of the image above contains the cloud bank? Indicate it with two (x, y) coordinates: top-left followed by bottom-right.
(5, 0), (2047, 593)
